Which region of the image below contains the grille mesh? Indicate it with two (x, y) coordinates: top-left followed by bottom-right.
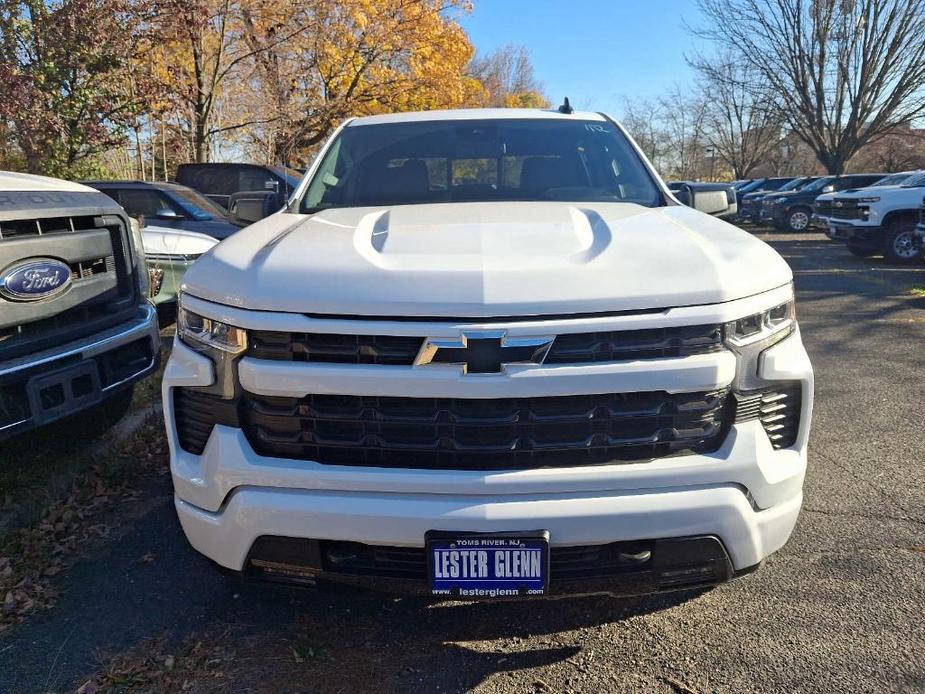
(238, 389), (733, 470)
(247, 324), (724, 366)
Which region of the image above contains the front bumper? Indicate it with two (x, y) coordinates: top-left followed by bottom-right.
(164, 295), (812, 595)
(826, 220), (883, 246)
(1, 303), (160, 438)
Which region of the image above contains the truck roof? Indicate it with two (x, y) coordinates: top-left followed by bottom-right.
(347, 108), (607, 127)
(0, 170), (94, 193)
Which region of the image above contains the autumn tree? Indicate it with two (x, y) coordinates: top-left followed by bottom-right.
(151, 0), (311, 163)
(695, 0), (925, 175)
(0, 0), (152, 176)
(468, 44), (548, 108)
(239, 0), (481, 166)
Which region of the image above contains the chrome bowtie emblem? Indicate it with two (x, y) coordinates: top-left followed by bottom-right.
(414, 330), (554, 374)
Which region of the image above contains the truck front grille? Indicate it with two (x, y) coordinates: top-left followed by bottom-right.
(830, 199), (864, 220)
(247, 324), (724, 365)
(0, 213), (136, 360)
(813, 200), (832, 217)
(236, 389), (733, 469)
(175, 384), (805, 464)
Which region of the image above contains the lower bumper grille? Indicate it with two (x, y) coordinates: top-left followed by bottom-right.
(237, 389), (733, 470)
(244, 535), (735, 595)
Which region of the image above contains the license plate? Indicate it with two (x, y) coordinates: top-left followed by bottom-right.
(426, 530), (549, 598)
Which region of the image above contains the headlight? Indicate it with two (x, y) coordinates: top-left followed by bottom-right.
(725, 300), (795, 348)
(724, 297), (796, 389)
(177, 304), (247, 354)
(857, 197), (880, 203)
(177, 297), (247, 399)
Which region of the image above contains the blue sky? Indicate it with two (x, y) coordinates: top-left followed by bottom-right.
(460, 1), (707, 114)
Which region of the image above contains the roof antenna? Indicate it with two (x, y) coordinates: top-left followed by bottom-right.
(558, 97), (574, 115)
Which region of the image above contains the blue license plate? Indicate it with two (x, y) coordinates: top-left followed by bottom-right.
(426, 531), (549, 598)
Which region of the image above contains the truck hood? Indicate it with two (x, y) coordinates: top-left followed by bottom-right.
(181, 202), (792, 317)
(0, 170), (94, 193)
(835, 184), (920, 199)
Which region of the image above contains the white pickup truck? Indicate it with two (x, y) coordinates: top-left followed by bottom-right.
(825, 171), (925, 263)
(163, 108), (813, 599)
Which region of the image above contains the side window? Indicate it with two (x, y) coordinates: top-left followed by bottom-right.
(239, 167), (272, 192)
(195, 168), (237, 196)
(118, 190), (173, 218)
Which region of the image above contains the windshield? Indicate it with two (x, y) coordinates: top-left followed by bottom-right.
(737, 179), (767, 193)
(167, 187), (229, 221)
(778, 177), (808, 192)
(800, 176), (834, 193)
(872, 172), (912, 186)
(300, 119), (662, 212)
(900, 172), (925, 188)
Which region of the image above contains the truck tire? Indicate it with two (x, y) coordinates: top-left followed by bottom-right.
(61, 386), (135, 440)
(882, 222), (920, 265)
(846, 243), (875, 258)
(785, 208), (811, 233)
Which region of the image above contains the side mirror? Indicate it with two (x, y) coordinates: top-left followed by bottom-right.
(228, 190), (284, 225)
(675, 183), (738, 218)
(154, 208), (180, 220)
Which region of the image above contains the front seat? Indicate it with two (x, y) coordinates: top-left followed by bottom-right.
(357, 159), (430, 205)
(520, 156), (588, 195)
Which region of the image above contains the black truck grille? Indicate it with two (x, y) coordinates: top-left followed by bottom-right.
(0, 214), (135, 361)
(830, 199), (864, 220)
(236, 389), (732, 469)
(174, 383), (805, 464)
(247, 324), (724, 365)
(813, 200), (832, 217)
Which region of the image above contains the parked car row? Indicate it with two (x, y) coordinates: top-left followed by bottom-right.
(720, 170), (925, 264)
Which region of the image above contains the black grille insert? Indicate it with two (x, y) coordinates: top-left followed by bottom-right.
(830, 199), (864, 220)
(239, 389), (733, 469)
(247, 324), (724, 366)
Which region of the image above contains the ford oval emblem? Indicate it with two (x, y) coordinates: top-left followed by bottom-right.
(0, 258), (72, 302)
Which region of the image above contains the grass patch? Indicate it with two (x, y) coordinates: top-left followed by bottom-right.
(908, 286), (925, 297)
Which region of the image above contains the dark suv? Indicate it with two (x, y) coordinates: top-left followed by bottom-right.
(176, 163), (302, 210)
(85, 181), (242, 240)
(736, 178), (798, 224)
(763, 173), (883, 232)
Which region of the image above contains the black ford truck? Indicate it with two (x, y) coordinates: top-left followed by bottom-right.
(0, 172), (160, 441)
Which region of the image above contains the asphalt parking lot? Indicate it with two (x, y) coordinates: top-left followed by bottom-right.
(1, 231), (923, 693)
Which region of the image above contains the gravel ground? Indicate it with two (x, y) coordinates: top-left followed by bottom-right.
(0, 231), (923, 693)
